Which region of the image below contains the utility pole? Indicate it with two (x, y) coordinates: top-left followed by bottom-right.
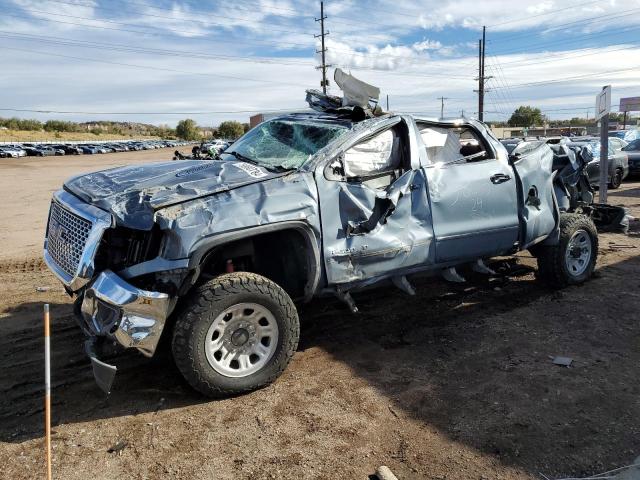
(315, 1), (330, 94)
(475, 26), (491, 122)
(478, 38), (484, 122)
(386, 94), (389, 111)
(438, 97), (449, 118)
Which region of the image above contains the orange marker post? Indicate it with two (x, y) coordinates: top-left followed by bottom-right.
(44, 304), (52, 480)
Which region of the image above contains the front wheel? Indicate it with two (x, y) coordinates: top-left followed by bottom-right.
(172, 272), (299, 397)
(535, 213), (598, 288)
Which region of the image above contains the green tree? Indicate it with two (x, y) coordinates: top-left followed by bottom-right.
(508, 106), (545, 127)
(176, 118), (200, 140)
(242, 123), (251, 134)
(217, 120), (245, 139)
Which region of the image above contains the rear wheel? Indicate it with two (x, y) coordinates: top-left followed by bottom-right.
(535, 213), (598, 288)
(609, 168), (623, 189)
(172, 272), (299, 397)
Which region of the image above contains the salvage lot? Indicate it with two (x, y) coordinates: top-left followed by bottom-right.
(1, 150), (639, 479)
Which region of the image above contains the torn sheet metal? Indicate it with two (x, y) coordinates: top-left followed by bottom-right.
(334, 68), (380, 108)
(316, 164), (435, 285)
(510, 142), (557, 248)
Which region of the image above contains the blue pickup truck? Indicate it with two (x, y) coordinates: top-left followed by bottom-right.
(44, 111), (598, 397)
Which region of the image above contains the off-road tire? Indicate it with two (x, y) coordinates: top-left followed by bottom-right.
(609, 168), (623, 189)
(536, 213), (598, 288)
(172, 272), (299, 397)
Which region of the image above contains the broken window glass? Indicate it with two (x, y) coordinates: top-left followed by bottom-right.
(419, 127), (463, 165)
(224, 119), (349, 170)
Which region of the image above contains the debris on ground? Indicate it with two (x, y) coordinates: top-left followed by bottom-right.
(107, 440), (127, 455)
(35, 286), (51, 292)
(376, 465), (399, 480)
(552, 356), (573, 367)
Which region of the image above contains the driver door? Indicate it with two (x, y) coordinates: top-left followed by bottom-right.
(315, 119), (435, 286)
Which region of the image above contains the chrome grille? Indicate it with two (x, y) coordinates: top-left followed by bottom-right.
(46, 201), (92, 277)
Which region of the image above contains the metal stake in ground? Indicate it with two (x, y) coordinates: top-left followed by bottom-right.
(44, 304), (52, 480)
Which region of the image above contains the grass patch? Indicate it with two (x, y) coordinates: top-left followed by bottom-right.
(0, 130), (162, 142)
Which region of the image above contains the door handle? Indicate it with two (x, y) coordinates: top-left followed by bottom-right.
(490, 173), (511, 184)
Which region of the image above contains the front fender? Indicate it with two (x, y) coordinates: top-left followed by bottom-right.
(187, 221), (322, 302)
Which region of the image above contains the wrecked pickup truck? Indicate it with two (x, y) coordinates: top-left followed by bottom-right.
(44, 111), (599, 397)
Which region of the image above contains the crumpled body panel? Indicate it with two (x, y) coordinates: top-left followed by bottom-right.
(317, 168), (435, 285)
(511, 143), (557, 247)
(154, 172), (321, 260)
(65, 160), (285, 229)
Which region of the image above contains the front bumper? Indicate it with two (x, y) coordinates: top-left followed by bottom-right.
(80, 270), (171, 357)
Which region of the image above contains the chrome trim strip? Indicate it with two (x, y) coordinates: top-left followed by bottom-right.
(43, 189), (113, 291)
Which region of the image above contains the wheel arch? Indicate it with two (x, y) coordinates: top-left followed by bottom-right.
(187, 221), (321, 302)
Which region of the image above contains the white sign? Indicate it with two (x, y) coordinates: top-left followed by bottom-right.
(233, 162), (268, 178)
(620, 96), (640, 113)
(595, 86), (611, 121)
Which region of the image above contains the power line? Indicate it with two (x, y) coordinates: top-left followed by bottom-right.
(0, 29), (479, 80)
(0, 31), (316, 66)
(44, 0), (315, 37)
(490, 24), (640, 56)
(0, 30), (478, 80)
(488, 0), (603, 27)
(488, 43), (640, 69)
(492, 6), (640, 42)
(6, 8), (472, 66)
(0, 107), (306, 115)
(491, 66), (640, 90)
(2, 46), (312, 87)
(6, 9), (313, 50)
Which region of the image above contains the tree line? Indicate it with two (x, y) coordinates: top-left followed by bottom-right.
(0, 117), (176, 137)
(496, 106), (632, 128)
(176, 119), (250, 141)
(1, 116), (252, 140)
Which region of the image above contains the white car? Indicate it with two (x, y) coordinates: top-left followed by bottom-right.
(0, 145), (27, 158)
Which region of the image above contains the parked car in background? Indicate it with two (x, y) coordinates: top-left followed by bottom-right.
(610, 129), (640, 142)
(0, 145), (27, 158)
(79, 145), (99, 154)
(608, 137), (628, 152)
(567, 138), (629, 189)
(2, 140), (178, 158)
(23, 146), (54, 156)
(622, 139), (640, 176)
(52, 144), (83, 155)
(545, 136), (570, 145)
(500, 138), (523, 154)
(107, 144), (128, 152)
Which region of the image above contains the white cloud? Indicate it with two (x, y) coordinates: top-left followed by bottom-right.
(1, 0), (639, 125)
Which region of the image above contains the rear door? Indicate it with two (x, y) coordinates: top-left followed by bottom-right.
(421, 124), (520, 262)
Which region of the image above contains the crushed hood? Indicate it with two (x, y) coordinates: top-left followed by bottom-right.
(65, 160), (284, 229)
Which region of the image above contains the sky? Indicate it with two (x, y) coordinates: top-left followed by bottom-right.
(0, 0), (639, 127)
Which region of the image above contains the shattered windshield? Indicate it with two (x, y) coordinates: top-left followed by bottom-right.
(222, 118), (349, 170)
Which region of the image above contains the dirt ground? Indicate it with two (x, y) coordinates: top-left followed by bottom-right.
(1, 150), (639, 480)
